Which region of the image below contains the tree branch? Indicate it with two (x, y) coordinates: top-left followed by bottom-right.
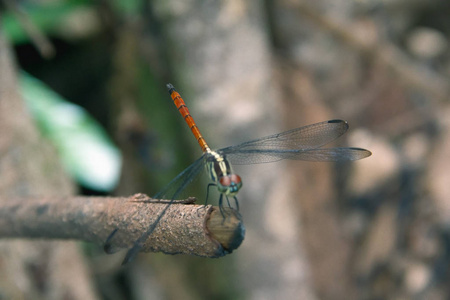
(0, 193), (245, 258)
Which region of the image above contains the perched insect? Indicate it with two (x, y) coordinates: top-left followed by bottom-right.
(111, 83), (371, 264)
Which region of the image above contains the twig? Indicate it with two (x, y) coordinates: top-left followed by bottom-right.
(0, 193), (245, 258)
(3, 0), (55, 58)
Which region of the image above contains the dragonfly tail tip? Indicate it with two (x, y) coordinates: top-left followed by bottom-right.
(166, 83), (175, 93)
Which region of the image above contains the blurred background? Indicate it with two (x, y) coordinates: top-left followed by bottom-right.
(1, 0), (450, 299)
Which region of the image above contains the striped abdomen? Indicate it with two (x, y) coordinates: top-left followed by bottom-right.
(167, 84), (210, 153)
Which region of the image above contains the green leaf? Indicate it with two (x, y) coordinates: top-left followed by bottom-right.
(20, 72), (122, 192)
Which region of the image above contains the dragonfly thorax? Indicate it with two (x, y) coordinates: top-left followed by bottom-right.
(205, 150), (243, 196)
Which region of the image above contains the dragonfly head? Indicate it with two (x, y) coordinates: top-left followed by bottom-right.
(218, 174), (242, 196)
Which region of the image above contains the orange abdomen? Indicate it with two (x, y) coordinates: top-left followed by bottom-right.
(167, 84), (210, 153)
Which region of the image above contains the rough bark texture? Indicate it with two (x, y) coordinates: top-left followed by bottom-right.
(0, 195), (244, 258)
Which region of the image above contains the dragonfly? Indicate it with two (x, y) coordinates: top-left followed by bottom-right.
(115, 83), (372, 264)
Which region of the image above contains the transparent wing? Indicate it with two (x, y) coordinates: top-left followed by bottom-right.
(121, 156), (206, 264)
(154, 155), (205, 200)
(224, 147), (371, 165)
(219, 120), (371, 164)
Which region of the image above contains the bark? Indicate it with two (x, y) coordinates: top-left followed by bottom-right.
(0, 194), (244, 258)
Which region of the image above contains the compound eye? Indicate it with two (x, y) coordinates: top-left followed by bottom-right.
(219, 176), (231, 187)
(230, 174), (242, 184)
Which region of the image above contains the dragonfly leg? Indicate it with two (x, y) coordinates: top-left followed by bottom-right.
(218, 194), (225, 218)
(225, 195), (232, 208)
(196, 183), (216, 214)
(233, 196), (239, 211)
(205, 183), (216, 206)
